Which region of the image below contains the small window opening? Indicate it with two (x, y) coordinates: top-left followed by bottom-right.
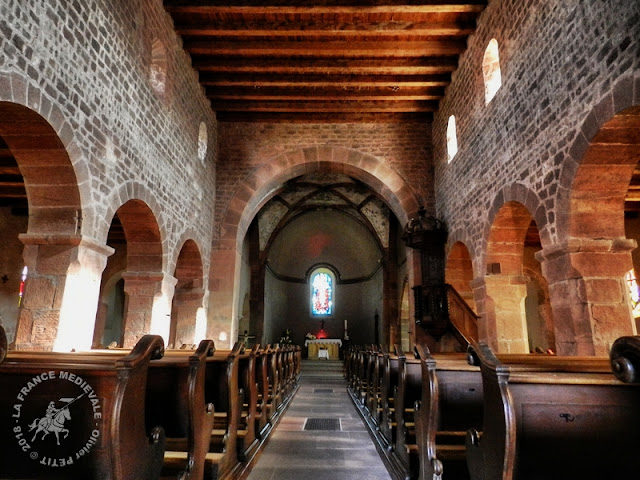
(483, 39), (502, 104)
(447, 115), (458, 163)
(198, 122), (208, 162)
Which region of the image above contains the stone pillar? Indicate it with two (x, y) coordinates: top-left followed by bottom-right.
(172, 288), (205, 347)
(15, 234), (114, 351)
(208, 247), (238, 348)
(536, 237), (637, 356)
(121, 272), (168, 348)
(481, 274), (529, 353)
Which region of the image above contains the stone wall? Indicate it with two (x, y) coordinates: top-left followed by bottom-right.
(0, 0), (216, 347)
(1, 0), (216, 266)
(216, 121), (434, 241)
(434, 0), (640, 263)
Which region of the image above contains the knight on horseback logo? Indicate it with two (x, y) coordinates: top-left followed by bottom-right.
(29, 395), (83, 445)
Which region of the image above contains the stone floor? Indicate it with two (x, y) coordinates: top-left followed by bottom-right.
(246, 359), (392, 480)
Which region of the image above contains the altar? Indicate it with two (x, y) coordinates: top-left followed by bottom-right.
(304, 339), (342, 360)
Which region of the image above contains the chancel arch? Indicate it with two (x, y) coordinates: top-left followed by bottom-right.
(209, 146), (421, 347)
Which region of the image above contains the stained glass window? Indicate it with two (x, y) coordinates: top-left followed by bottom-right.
(626, 269), (640, 318)
(311, 271), (333, 316)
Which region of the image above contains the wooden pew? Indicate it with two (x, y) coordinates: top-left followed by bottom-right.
(0, 324), (6, 363)
(610, 335), (640, 383)
(203, 342), (243, 480)
(0, 335), (166, 479)
(394, 347), (422, 478)
(254, 346), (271, 438)
(149, 340), (216, 480)
(379, 346), (402, 451)
(466, 342), (640, 480)
(9, 339), (217, 480)
(414, 345), (483, 480)
(236, 344), (259, 462)
(367, 346), (388, 427)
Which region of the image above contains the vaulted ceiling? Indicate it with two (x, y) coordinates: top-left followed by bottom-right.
(162, 0), (488, 122)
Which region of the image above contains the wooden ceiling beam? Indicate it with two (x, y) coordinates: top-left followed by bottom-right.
(163, 2), (487, 15)
(210, 99), (439, 112)
(191, 55), (458, 73)
(183, 39), (467, 56)
(216, 111), (433, 123)
(206, 85), (445, 98)
(174, 22), (476, 37)
(199, 72), (450, 86)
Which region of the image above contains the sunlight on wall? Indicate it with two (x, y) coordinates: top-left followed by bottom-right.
(54, 263), (101, 352)
(194, 306), (207, 344)
(150, 293), (171, 345)
(447, 115), (458, 163)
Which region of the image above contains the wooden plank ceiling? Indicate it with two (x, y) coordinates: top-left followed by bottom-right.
(163, 0), (488, 122)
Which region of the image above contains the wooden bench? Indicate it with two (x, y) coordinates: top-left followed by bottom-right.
(203, 342), (243, 480)
(379, 346), (402, 451)
(414, 345), (483, 480)
(236, 344), (259, 461)
(149, 340), (216, 480)
(394, 348), (422, 478)
(0, 335), (166, 479)
(9, 338), (217, 480)
(610, 335), (640, 383)
(466, 342), (640, 480)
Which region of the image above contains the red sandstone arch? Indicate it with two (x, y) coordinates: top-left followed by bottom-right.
(0, 101), (82, 234)
(445, 241), (475, 311)
(100, 199), (165, 347)
(170, 239), (205, 347)
(482, 200), (551, 353)
(210, 145), (421, 346)
(550, 84), (640, 354)
(559, 75), (640, 241)
(218, 146), (421, 249)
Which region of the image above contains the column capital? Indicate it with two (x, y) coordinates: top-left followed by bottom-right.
(535, 236), (637, 263)
(18, 233), (115, 258)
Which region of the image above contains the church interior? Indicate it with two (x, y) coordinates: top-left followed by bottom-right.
(0, 0), (640, 479)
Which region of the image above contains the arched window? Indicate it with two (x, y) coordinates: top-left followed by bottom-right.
(310, 268), (335, 316)
(483, 39), (502, 104)
(446, 115), (458, 163)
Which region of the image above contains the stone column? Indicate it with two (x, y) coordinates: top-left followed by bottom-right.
(15, 234), (114, 351)
(172, 288), (205, 347)
(478, 274), (529, 353)
(121, 271), (170, 348)
(207, 247), (238, 348)
(536, 237), (637, 356)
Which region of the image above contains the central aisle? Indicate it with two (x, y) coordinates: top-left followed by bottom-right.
(247, 359), (392, 480)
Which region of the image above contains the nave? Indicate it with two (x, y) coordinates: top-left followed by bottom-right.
(247, 360), (391, 480)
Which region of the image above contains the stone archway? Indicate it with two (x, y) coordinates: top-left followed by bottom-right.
(445, 241), (475, 311)
(477, 186), (551, 353)
(0, 101), (96, 350)
(170, 239), (205, 348)
(541, 96), (640, 354)
(209, 146), (421, 346)
(102, 199), (167, 348)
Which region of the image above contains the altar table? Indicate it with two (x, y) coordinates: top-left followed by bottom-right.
(305, 339), (342, 360)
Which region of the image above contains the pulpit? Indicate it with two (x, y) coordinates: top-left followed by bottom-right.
(304, 339), (342, 360)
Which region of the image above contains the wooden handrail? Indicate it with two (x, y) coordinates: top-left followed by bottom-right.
(445, 284), (478, 346)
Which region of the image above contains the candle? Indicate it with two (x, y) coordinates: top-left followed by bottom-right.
(344, 319), (348, 330)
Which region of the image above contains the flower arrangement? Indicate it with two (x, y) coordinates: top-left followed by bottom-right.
(279, 329), (292, 345)
(305, 332), (316, 340)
